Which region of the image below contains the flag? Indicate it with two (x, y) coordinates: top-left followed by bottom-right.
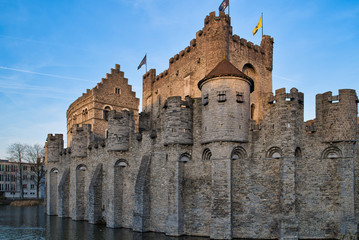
(219, 0), (229, 12)
(137, 54), (147, 70)
(252, 14), (263, 36)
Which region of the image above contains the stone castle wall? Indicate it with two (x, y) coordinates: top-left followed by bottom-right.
(45, 11), (359, 240)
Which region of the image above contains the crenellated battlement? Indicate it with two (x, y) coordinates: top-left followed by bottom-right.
(72, 124), (92, 133)
(265, 88), (304, 105)
(316, 89), (358, 106)
(163, 96), (193, 109)
(204, 11), (230, 24)
(47, 133), (64, 142)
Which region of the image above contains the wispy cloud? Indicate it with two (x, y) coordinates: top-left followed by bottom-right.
(0, 66), (95, 82)
(273, 74), (299, 83)
(0, 79), (76, 94)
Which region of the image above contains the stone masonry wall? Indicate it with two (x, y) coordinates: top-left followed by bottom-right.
(45, 11), (359, 240)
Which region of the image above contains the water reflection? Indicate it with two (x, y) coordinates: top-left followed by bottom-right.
(0, 206), (208, 240)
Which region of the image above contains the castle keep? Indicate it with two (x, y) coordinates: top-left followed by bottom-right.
(45, 12), (359, 239)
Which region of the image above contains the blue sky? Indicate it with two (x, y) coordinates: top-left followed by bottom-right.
(0, 0), (358, 159)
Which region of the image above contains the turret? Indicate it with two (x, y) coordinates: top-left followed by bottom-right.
(316, 89), (358, 142)
(70, 124), (92, 157)
(262, 88), (304, 144)
(163, 96), (193, 145)
(107, 110), (132, 151)
(198, 59), (254, 144)
(45, 134), (64, 163)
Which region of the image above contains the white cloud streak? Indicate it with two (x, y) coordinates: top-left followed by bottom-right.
(0, 66), (95, 82)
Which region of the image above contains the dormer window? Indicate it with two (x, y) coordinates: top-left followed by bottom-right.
(217, 91), (226, 102)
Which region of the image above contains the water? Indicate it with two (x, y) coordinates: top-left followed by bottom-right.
(0, 205), (207, 240)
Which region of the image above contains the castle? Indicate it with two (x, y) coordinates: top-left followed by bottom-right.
(45, 11), (359, 239)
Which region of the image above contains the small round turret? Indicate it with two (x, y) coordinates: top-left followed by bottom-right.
(198, 59), (254, 144)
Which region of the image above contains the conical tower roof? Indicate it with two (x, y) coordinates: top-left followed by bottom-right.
(198, 59), (254, 92)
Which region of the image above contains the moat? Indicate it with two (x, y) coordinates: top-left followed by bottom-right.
(0, 205), (207, 240)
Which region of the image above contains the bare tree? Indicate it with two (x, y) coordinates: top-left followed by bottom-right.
(7, 143), (28, 199)
(26, 144), (45, 199)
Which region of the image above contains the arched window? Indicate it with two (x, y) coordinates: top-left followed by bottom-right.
(266, 147), (282, 159)
(115, 159), (129, 167)
(321, 146), (342, 159)
(76, 164), (87, 172)
(295, 147), (302, 159)
(202, 148), (212, 161)
(103, 106), (112, 121)
(242, 63), (257, 82)
(179, 153), (191, 162)
(231, 146), (248, 160)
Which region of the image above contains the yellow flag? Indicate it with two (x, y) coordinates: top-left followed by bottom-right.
(252, 14), (263, 36)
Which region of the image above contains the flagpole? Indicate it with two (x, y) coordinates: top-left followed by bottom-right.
(228, 0), (230, 18)
(261, 13), (263, 37)
(146, 53), (147, 73)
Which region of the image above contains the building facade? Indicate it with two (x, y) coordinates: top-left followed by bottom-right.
(45, 12), (359, 239)
(0, 159), (44, 199)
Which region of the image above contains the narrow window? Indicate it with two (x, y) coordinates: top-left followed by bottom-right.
(115, 88), (121, 95)
(217, 91), (226, 102)
(202, 94), (209, 106)
(251, 104), (255, 119)
(103, 106), (111, 121)
(236, 92), (244, 103)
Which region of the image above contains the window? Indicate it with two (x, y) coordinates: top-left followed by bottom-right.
(202, 148), (212, 161)
(236, 92), (244, 103)
(23, 175), (26, 180)
(0, 184), (3, 191)
(31, 166), (35, 171)
(30, 184), (35, 190)
(217, 91), (226, 102)
(23, 184), (27, 189)
(251, 104), (255, 119)
(30, 175), (35, 180)
(103, 106), (112, 121)
(115, 88), (121, 95)
(23, 166), (27, 171)
(202, 94), (209, 106)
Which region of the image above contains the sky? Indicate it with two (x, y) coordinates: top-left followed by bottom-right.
(0, 0), (358, 159)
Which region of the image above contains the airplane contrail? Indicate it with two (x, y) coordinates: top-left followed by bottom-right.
(0, 66), (94, 82)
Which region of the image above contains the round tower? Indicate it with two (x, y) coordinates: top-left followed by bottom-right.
(198, 59), (254, 144)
